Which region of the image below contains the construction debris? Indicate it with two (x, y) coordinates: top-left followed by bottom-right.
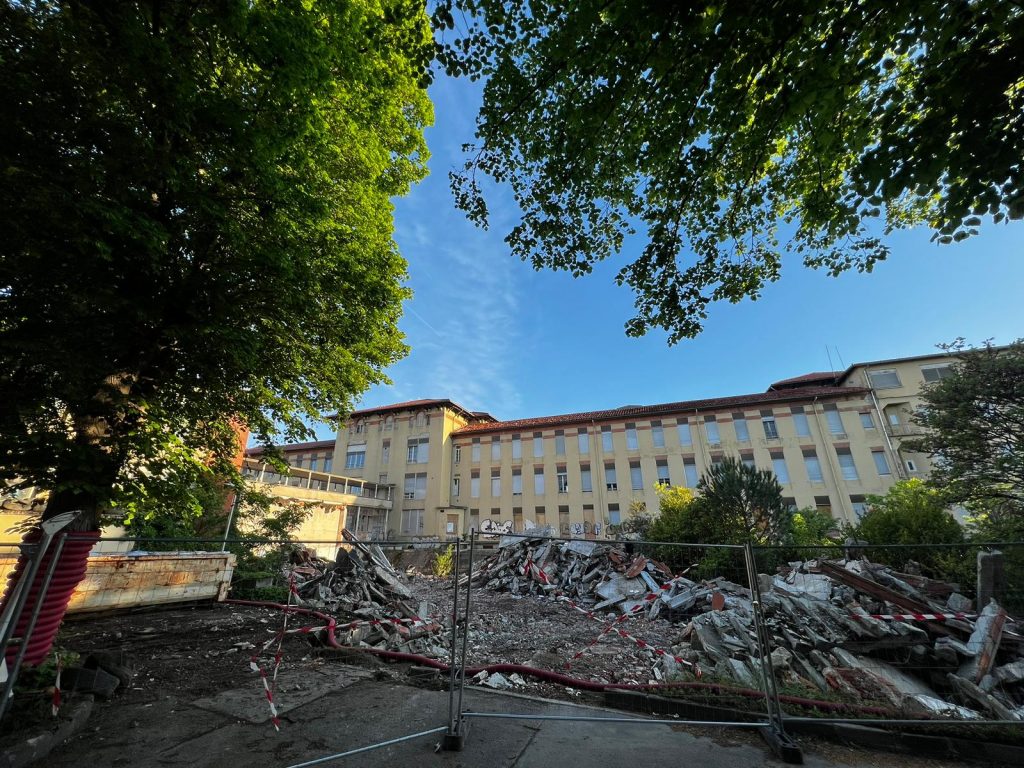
(463, 533), (1024, 720)
(285, 530), (447, 658)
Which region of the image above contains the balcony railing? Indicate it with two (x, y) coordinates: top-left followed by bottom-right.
(241, 457), (393, 502)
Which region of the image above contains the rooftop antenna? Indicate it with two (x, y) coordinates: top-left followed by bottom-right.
(834, 346), (847, 370)
(825, 345), (836, 375)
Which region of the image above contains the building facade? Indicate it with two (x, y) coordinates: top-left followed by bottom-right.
(270, 350), (962, 540)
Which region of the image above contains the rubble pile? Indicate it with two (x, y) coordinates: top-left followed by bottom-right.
(287, 530), (447, 658)
(465, 533), (1024, 719)
(463, 531), (682, 618)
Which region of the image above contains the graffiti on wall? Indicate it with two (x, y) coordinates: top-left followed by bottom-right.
(479, 518), (514, 537)
(558, 521), (602, 538)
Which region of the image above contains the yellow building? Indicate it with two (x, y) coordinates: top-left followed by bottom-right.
(269, 350), (968, 540)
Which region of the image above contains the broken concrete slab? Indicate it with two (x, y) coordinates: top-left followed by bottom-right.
(191, 665), (373, 724)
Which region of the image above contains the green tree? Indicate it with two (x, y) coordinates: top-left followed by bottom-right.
(790, 507), (842, 549)
(910, 340), (1024, 511)
(0, 1), (433, 530)
(646, 460), (792, 573)
(694, 458), (792, 546)
(856, 479), (964, 572)
(433, 2), (1024, 342)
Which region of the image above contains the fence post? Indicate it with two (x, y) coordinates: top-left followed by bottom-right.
(445, 538), (462, 741)
(743, 542), (801, 764)
(443, 530), (475, 750)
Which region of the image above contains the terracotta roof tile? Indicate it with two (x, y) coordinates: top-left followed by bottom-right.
(246, 439), (335, 456)
(451, 385), (869, 437)
(767, 372), (841, 390)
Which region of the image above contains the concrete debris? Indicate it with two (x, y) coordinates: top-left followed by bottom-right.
(284, 529), (447, 658)
(467, 537), (1024, 720)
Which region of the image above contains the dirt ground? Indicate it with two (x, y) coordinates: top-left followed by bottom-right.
(0, 578), (1017, 767)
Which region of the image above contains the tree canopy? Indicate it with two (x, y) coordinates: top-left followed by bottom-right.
(433, 1), (1024, 342)
(910, 340), (1024, 511)
(0, 1), (433, 527)
(857, 479), (964, 547)
(649, 458), (791, 547)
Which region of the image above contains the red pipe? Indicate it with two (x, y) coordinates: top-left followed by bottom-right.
(1, 531), (99, 666)
(225, 599), (894, 717)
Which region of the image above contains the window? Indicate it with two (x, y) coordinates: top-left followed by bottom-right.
(608, 503), (621, 526)
(859, 412), (875, 429)
(601, 426), (613, 452)
(378, 472), (388, 485)
(580, 465), (592, 492)
(656, 459), (670, 486)
(403, 473), (427, 500)
(761, 410), (779, 439)
(651, 421), (665, 448)
(534, 467), (545, 494)
(400, 509), (424, 535)
(771, 452), (790, 483)
(452, 477), (460, 498)
(732, 413), (750, 442)
(906, 459), (918, 473)
(381, 440), (390, 464)
(471, 438), (481, 462)
(803, 450), (823, 482)
(872, 449), (891, 476)
(823, 404), (845, 436)
(512, 468), (523, 495)
(683, 458), (698, 487)
(630, 461), (643, 490)
(491, 468), (501, 497)
(851, 495), (868, 518)
(791, 406), (811, 438)
(454, 445), (462, 464)
(868, 369), (902, 389)
(354, 420), (365, 435)
(676, 418), (693, 446)
(558, 505), (570, 533)
(491, 507), (501, 517)
(554, 430), (566, 456)
(512, 434), (522, 460)
(836, 448), (859, 481)
(384, 416), (394, 431)
(740, 453), (755, 469)
(888, 410), (901, 426)
(578, 428), (589, 454)
(626, 424), (639, 450)
(533, 432), (544, 457)
(921, 364), (954, 383)
(512, 506), (523, 530)
(534, 506), (546, 524)
(407, 437), (429, 463)
(704, 416), (720, 445)
(815, 496), (832, 515)
(323, 456), (333, 474)
(471, 471), (480, 498)
(491, 436), (501, 461)
(782, 497), (798, 512)
(345, 447), (366, 469)
(557, 466), (569, 493)
(605, 463), (618, 490)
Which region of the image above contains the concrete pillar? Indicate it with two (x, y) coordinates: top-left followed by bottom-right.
(977, 550), (1005, 608)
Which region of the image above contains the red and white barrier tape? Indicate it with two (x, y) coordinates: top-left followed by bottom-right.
(554, 596), (701, 676)
(563, 602), (645, 670)
(249, 657), (281, 730)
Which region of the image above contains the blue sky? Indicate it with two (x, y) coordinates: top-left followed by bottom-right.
(310, 76), (1024, 440)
